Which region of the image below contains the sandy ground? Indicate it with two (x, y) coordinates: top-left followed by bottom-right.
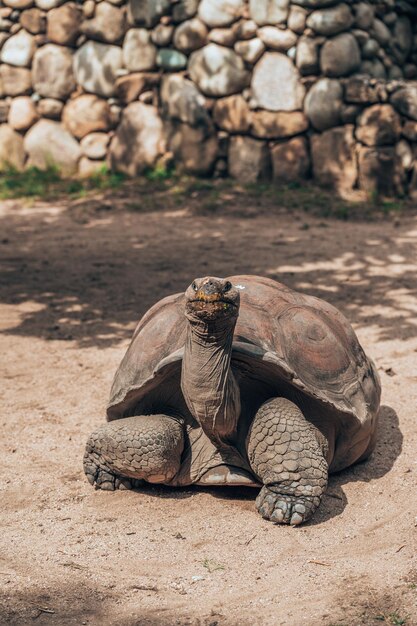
(0, 186), (416, 626)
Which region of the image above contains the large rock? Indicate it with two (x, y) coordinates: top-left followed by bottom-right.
(173, 18), (208, 53)
(8, 95), (38, 131)
(0, 30), (35, 67)
(122, 29), (157, 72)
(208, 27), (238, 47)
(24, 119), (81, 175)
(20, 8), (46, 34)
(198, 0), (244, 27)
(271, 136), (310, 182)
(189, 43), (250, 97)
(82, 2), (126, 44)
(151, 24), (174, 46)
(3, 0), (33, 8)
(129, 0), (170, 27)
(228, 136), (271, 182)
(251, 53), (305, 112)
(295, 37), (319, 75)
(115, 72), (160, 104)
(234, 38), (265, 64)
(251, 110), (308, 139)
(109, 102), (165, 176)
(32, 44), (75, 100)
(0, 66), (30, 98)
(165, 119), (218, 174)
(304, 78), (343, 131)
(160, 74), (209, 127)
(402, 120), (417, 142)
(62, 95), (112, 139)
(249, 0), (290, 26)
(310, 125), (357, 193)
(212, 94), (251, 132)
(35, 0), (65, 8)
(357, 146), (405, 197)
(74, 41), (123, 98)
(257, 27), (297, 51)
(391, 17), (412, 65)
(370, 19), (390, 46)
(47, 2), (82, 46)
(0, 124), (25, 171)
(288, 5), (307, 33)
(172, 0), (199, 23)
(306, 3), (353, 36)
(344, 76), (382, 105)
(320, 33), (361, 77)
(80, 132), (110, 160)
(354, 3), (374, 30)
(390, 87), (417, 121)
(356, 104), (401, 147)
(78, 157), (106, 178)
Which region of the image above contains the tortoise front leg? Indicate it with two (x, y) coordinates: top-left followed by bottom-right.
(83, 414), (184, 491)
(247, 398), (328, 525)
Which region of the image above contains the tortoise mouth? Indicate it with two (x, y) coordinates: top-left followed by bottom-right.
(186, 294), (238, 319)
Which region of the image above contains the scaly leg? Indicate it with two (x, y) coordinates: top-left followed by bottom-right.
(83, 414), (184, 491)
(247, 398), (328, 525)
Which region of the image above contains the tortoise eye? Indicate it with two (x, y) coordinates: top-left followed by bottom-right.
(224, 281), (232, 292)
(191, 281), (198, 291)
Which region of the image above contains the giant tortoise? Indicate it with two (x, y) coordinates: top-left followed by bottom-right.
(84, 275), (380, 525)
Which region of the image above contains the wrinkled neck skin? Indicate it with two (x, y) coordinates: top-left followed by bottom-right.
(181, 314), (241, 447)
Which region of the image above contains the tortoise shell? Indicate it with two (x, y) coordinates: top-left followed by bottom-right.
(107, 275), (380, 476)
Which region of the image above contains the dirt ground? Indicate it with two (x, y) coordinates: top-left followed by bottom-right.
(0, 183), (416, 626)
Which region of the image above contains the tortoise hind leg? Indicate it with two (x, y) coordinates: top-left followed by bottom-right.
(247, 398), (328, 525)
(83, 414), (184, 491)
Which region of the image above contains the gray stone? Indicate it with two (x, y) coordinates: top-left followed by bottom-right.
(8, 95), (38, 130)
(306, 3), (353, 36)
(0, 29), (35, 67)
(0, 123), (25, 170)
(228, 136), (271, 182)
(251, 52), (305, 112)
(251, 110), (308, 139)
(189, 43), (250, 97)
(356, 104), (401, 147)
(80, 132), (110, 160)
(402, 120), (417, 142)
(62, 94), (112, 139)
(74, 41), (123, 98)
(344, 77), (383, 105)
(234, 38), (265, 63)
(360, 59), (386, 79)
(129, 0), (170, 28)
(390, 86), (417, 121)
(311, 125), (357, 194)
(173, 18), (208, 53)
(249, 0), (290, 26)
(24, 119), (81, 175)
(33, 44), (76, 100)
(122, 29), (157, 72)
(109, 102), (165, 175)
(160, 74), (209, 127)
(151, 24), (174, 46)
(165, 119), (218, 174)
(352, 29), (369, 46)
(388, 66), (403, 81)
(82, 2), (126, 44)
(357, 145), (405, 197)
(156, 48), (188, 70)
(392, 17), (412, 65)
(37, 98), (63, 119)
(287, 5), (307, 34)
(198, 0), (244, 28)
(296, 37), (319, 75)
(213, 94), (251, 132)
(172, 0), (199, 23)
(370, 19), (390, 46)
(47, 2), (82, 46)
(258, 27), (297, 52)
(35, 0), (64, 8)
(304, 78), (343, 131)
(233, 19), (257, 40)
(320, 33), (361, 77)
(361, 38), (379, 59)
(354, 3), (374, 30)
(2, 0), (33, 8)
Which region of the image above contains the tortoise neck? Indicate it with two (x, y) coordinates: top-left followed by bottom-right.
(181, 317), (241, 444)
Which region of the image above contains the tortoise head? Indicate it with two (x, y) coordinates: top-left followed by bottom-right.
(185, 277), (240, 322)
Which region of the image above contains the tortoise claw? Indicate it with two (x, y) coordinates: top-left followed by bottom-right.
(256, 486), (321, 525)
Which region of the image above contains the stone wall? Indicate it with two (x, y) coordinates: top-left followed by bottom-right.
(0, 0), (417, 197)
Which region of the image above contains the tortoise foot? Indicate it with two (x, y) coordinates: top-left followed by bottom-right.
(84, 454), (144, 491)
(256, 486), (320, 525)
